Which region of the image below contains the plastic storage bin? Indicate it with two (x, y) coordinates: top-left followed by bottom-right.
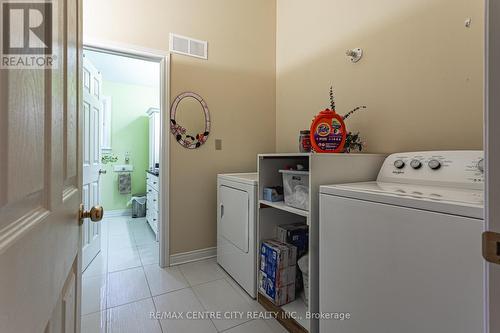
(279, 170), (309, 211)
(131, 194), (147, 218)
(297, 254), (309, 306)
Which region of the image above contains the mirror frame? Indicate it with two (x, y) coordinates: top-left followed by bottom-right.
(170, 92), (211, 149)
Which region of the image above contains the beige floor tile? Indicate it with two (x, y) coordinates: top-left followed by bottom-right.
(81, 310), (106, 333)
(178, 258), (227, 286)
(107, 298), (161, 333)
(154, 288), (217, 333)
(107, 267), (151, 308)
(82, 275), (107, 316)
(192, 279), (255, 331)
(143, 264), (189, 296)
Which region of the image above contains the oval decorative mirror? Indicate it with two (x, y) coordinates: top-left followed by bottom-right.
(170, 92), (211, 149)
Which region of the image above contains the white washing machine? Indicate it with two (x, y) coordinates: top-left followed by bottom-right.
(319, 151), (485, 333)
(217, 173), (258, 298)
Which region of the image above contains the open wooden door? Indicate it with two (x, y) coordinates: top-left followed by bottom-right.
(0, 0), (91, 332)
(484, 1), (500, 332)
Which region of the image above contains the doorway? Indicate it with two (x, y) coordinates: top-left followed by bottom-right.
(80, 43), (170, 327)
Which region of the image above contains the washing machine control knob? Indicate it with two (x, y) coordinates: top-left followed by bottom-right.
(394, 160), (405, 169)
(428, 159), (442, 170)
(410, 159), (422, 169)
(478, 158), (485, 173)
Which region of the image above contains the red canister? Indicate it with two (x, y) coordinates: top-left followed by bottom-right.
(309, 109), (347, 153)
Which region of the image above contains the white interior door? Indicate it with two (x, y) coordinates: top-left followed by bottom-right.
(0, 0), (84, 332)
(485, 1), (500, 332)
(82, 57), (102, 271)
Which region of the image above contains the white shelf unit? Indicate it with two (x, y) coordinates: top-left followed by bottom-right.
(259, 199), (309, 218)
(257, 153), (387, 333)
(282, 297), (309, 330)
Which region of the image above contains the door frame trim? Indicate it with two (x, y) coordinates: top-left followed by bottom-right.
(484, 1), (500, 332)
(82, 39), (171, 267)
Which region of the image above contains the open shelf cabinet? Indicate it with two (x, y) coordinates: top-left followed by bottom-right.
(257, 153), (386, 333)
(259, 199), (309, 218)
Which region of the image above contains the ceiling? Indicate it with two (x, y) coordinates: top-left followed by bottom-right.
(83, 49), (160, 88)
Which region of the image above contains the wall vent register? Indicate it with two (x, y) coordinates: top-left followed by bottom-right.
(169, 33), (208, 60)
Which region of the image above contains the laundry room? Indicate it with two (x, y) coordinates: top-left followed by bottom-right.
(80, 0), (485, 332)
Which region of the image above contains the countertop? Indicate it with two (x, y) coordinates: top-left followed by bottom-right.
(146, 169), (160, 176)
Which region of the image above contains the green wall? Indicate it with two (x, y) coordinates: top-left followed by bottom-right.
(101, 80), (159, 210)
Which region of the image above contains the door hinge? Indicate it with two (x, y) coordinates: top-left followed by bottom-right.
(482, 231), (500, 264)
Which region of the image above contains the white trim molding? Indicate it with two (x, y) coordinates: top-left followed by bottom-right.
(169, 247), (217, 266)
(83, 37), (170, 59)
(104, 209), (131, 218)
(485, 1), (500, 332)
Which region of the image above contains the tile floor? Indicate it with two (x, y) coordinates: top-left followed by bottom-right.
(81, 216), (287, 333)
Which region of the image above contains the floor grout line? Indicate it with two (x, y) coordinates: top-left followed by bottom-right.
(218, 319), (256, 333)
(150, 285), (191, 299)
(141, 264), (155, 302)
(150, 293), (164, 333)
(107, 264), (143, 275)
(105, 295), (154, 312)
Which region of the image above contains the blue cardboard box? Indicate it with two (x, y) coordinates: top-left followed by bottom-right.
(259, 240), (297, 306)
(259, 270), (295, 306)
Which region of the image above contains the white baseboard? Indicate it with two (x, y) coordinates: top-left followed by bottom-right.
(170, 247), (217, 266)
(104, 209), (131, 218)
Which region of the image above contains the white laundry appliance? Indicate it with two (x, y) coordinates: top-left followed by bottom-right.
(319, 151), (485, 333)
(217, 173), (258, 298)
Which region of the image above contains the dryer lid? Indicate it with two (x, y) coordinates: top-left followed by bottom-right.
(218, 173), (258, 186)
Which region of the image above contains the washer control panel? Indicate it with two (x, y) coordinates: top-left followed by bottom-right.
(377, 151), (484, 189)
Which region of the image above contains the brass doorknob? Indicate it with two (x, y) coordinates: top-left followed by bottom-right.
(79, 204), (104, 225)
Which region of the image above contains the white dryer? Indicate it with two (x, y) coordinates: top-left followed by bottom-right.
(217, 173), (258, 298)
(319, 151), (485, 333)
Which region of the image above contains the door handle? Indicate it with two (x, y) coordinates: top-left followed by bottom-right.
(79, 204), (104, 225)
(221, 204), (224, 218)
(483, 231), (500, 264)
(99, 169), (107, 175)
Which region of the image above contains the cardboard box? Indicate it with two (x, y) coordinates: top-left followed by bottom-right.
(263, 187), (284, 202)
(277, 223), (309, 257)
(259, 270), (296, 306)
(259, 240), (297, 306)
(260, 241), (289, 278)
(266, 239), (297, 266)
